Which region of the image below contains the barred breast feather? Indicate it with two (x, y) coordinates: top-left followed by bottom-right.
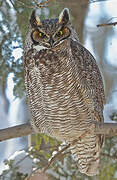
(24, 38), (105, 176)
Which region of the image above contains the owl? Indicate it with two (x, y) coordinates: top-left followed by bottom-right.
(24, 8), (105, 176)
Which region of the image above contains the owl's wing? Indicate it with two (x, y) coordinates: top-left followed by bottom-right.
(69, 39), (105, 175)
(70, 39), (105, 141)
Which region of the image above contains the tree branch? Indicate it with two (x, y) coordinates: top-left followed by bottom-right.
(97, 22), (117, 27)
(0, 124), (33, 142)
(95, 122), (117, 137)
(0, 122), (117, 142)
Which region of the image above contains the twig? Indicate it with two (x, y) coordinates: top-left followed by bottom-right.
(26, 143), (70, 179)
(15, 0), (34, 9)
(0, 154), (30, 179)
(90, 0), (108, 3)
(42, 144), (70, 173)
(15, 0), (53, 9)
(97, 22), (117, 27)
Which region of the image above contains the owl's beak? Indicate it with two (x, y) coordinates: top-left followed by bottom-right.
(48, 37), (55, 48)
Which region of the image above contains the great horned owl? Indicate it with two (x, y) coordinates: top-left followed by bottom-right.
(24, 8), (105, 176)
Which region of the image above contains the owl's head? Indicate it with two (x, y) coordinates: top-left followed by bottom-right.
(29, 8), (75, 49)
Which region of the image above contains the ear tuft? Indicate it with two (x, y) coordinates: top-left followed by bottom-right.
(30, 10), (41, 28)
(36, 16), (41, 26)
(59, 8), (70, 25)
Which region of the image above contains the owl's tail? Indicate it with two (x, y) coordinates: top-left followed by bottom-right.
(70, 134), (101, 176)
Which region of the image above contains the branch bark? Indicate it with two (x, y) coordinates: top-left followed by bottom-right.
(0, 124), (33, 142)
(95, 122), (117, 137)
(97, 22), (117, 27)
(0, 122), (117, 142)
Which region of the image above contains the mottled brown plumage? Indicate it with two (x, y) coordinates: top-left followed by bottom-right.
(24, 8), (105, 176)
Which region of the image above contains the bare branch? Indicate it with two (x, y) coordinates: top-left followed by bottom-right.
(97, 22), (117, 27)
(42, 144), (70, 173)
(0, 122), (117, 142)
(15, 0), (54, 9)
(95, 122), (117, 137)
(0, 124), (33, 142)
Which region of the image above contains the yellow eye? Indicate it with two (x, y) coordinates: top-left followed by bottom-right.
(39, 32), (42, 37)
(59, 30), (63, 36)
(56, 30), (63, 37)
(56, 28), (70, 38)
(38, 31), (46, 38)
(32, 30), (46, 42)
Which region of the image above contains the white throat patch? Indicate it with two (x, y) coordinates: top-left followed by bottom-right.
(33, 45), (48, 51)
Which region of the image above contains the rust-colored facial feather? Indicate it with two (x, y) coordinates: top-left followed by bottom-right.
(32, 29), (49, 43)
(30, 8), (71, 47)
(31, 27), (70, 45)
